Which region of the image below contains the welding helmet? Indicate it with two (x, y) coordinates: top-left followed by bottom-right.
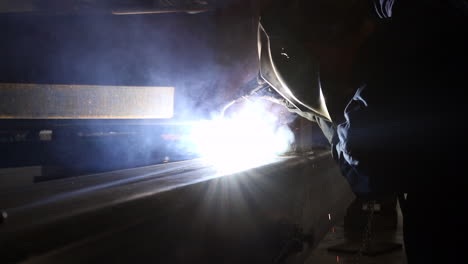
(257, 0), (371, 122)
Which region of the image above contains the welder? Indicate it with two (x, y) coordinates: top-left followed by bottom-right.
(257, 0), (467, 263)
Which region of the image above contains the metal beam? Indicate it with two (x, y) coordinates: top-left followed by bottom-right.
(0, 0), (217, 15)
(0, 151), (354, 263)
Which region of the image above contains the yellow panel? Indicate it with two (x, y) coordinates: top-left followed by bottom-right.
(0, 83), (174, 119)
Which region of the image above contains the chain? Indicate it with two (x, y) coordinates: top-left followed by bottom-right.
(353, 200), (376, 264)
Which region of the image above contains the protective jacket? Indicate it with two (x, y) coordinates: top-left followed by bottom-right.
(260, 0), (467, 195)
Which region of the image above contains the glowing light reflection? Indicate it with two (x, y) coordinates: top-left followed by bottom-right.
(191, 100), (294, 175)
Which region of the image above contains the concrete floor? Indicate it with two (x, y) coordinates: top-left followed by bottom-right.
(306, 204), (407, 264)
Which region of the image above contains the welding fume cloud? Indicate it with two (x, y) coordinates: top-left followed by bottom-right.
(189, 98), (295, 174)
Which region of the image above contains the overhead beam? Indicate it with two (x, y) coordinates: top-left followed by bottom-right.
(0, 0), (217, 15)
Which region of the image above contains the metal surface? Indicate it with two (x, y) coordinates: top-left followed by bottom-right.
(0, 0), (218, 15)
(0, 150), (354, 263)
(111, 9), (210, 15)
(0, 83), (174, 119)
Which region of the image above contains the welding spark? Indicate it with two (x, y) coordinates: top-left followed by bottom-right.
(190, 99), (294, 175)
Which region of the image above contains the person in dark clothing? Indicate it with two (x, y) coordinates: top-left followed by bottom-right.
(260, 0), (467, 262)
(335, 2), (466, 262)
